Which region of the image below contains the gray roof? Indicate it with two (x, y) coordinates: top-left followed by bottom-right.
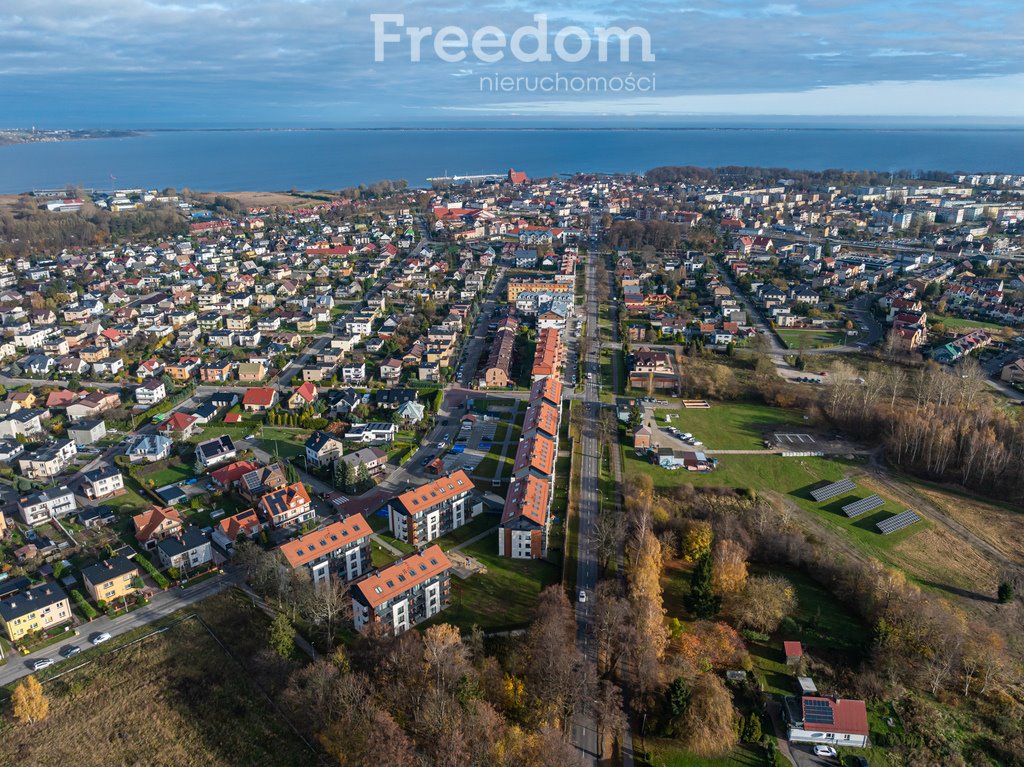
(0, 582), (69, 622)
(82, 556), (138, 587)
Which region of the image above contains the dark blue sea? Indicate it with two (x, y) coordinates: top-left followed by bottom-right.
(2, 126), (1024, 193)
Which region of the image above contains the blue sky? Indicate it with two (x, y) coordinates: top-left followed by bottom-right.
(1, 0), (1022, 126)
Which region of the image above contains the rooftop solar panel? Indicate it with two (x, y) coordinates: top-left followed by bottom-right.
(877, 510), (921, 535)
(810, 478), (856, 502)
(841, 494), (885, 518)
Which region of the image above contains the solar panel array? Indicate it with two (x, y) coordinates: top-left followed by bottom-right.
(803, 698), (835, 725)
(841, 494), (885, 518)
(877, 510), (921, 535)
(810, 478), (856, 502)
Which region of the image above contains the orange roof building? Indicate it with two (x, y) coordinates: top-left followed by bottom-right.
(351, 545), (452, 635)
(132, 506), (183, 549)
(387, 470), (475, 546)
(278, 514), (371, 584)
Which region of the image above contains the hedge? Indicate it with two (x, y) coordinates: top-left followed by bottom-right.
(137, 556), (170, 589)
(72, 589), (99, 620)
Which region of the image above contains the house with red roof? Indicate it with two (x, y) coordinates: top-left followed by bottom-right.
(288, 381), (318, 410)
(157, 411), (199, 440)
(210, 460), (259, 489)
(212, 508), (263, 554)
(242, 387), (278, 413)
(785, 696), (870, 748)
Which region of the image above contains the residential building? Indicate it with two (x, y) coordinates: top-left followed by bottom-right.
(17, 439), (77, 480)
(344, 422), (397, 443)
(157, 411), (200, 440)
(305, 430), (344, 468)
(133, 506), (183, 550)
(351, 545), (452, 635)
(195, 434), (237, 469)
(135, 377), (167, 407)
(499, 473), (552, 560)
(17, 486), (77, 525)
(67, 418), (107, 446)
(258, 482), (315, 529)
(279, 514), (372, 586)
(0, 583), (73, 643)
(242, 387), (278, 412)
(124, 433), (173, 462)
(81, 464), (125, 500)
(82, 556), (140, 604)
(784, 696), (870, 749)
(156, 528), (214, 573)
(387, 470), (477, 546)
(212, 509), (263, 554)
(338, 446), (388, 478)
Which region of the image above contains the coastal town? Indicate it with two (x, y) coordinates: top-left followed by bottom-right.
(2, 165), (1024, 767)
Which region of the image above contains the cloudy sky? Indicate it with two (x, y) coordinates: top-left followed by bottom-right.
(1, 0), (1022, 126)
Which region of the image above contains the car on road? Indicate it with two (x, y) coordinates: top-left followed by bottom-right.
(436, 441), (446, 449)
(60, 645), (82, 658)
(812, 745), (837, 758)
(32, 657), (55, 671)
(90, 632), (112, 645)
(578, 590), (587, 603)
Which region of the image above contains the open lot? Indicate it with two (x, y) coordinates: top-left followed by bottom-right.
(0, 592), (314, 767)
(776, 329), (850, 349)
(654, 401), (808, 450)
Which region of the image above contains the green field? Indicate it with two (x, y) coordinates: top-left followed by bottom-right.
(654, 401), (807, 450)
(639, 740), (769, 767)
(776, 329), (850, 349)
(436, 512), (499, 551)
(620, 449), (925, 561)
(932, 315), (1005, 331)
(422, 534), (561, 633)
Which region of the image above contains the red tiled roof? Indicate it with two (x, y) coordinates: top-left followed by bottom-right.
(801, 697), (869, 737)
(784, 641), (803, 658)
(500, 474), (550, 527)
(352, 545), (451, 609)
(393, 471), (474, 516)
(211, 460), (259, 487)
(242, 387), (277, 407)
(132, 506), (182, 542)
(279, 514), (370, 568)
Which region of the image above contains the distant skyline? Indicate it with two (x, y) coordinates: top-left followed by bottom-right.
(2, 1), (1023, 126)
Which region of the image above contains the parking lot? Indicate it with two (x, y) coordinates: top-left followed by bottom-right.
(775, 433), (817, 444)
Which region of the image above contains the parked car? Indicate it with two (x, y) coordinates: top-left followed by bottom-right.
(31, 657), (55, 671)
(813, 745), (837, 758)
(60, 645), (82, 658)
(90, 632), (112, 645)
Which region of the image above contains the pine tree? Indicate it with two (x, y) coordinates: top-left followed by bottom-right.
(269, 612), (295, 658)
(684, 553), (721, 619)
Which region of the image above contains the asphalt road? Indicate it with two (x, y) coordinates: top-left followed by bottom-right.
(0, 570), (238, 686)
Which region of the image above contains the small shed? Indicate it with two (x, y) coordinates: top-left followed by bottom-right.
(797, 677), (817, 696)
(784, 641), (804, 665)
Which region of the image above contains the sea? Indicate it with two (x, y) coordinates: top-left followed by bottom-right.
(2, 125), (1024, 193)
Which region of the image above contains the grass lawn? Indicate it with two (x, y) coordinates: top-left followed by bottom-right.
(932, 315), (1006, 331)
(371, 542), (399, 567)
(654, 401), (808, 450)
(1, 592), (314, 767)
(375, 530), (417, 555)
(639, 739), (770, 767)
(776, 329), (850, 350)
(435, 512), (499, 551)
(422, 534), (561, 633)
(136, 460), (195, 488)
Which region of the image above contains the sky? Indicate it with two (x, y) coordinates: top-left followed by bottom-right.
(1, 0), (1023, 126)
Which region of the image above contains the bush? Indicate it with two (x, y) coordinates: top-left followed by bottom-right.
(137, 555), (170, 589)
(998, 581), (1014, 603)
(71, 589), (99, 620)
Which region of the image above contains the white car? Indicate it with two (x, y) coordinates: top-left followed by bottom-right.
(813, 745), (838, 758)
(31, 657), (54, 671)
(578, 590), (587, 603)
(91, 632), (112, 645)
(437, 441), (446, 449)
